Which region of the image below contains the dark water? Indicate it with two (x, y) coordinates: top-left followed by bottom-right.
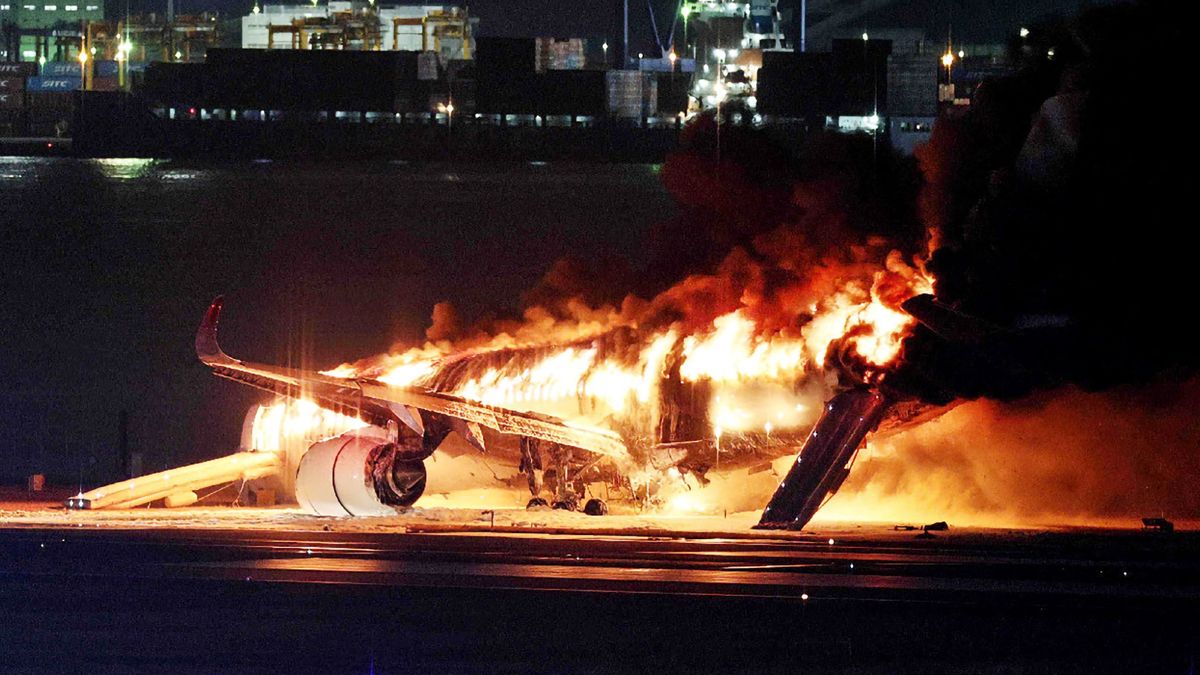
(0, 157), (674, 483)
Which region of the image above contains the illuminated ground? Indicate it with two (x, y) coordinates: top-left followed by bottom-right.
(3, 491), (1200, 672)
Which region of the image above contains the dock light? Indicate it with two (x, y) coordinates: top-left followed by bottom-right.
(681, 4), (690, 18)
(668, 49), (677, 64)
(726, 48), (737, 58)
(252, 3), (260, 12)
(712, 48), (725, 60)
(957, 49), (964, 58)
(862, 32), (868, 41)
(1019, 27), (1029, 38)
(174, 50), (182, 60)
(77, 50), (87, 65)
(940, 51), (954, 68)
(38, 55), (46, 66)
(713, 83), (727, 103)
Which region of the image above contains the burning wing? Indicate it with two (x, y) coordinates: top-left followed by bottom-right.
(196, 297), (629, 461)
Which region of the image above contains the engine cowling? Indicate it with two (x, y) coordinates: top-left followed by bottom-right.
(295, 427), (428, 516)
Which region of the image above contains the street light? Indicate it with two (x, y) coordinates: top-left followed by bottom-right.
(602, 41), (608, 65)
(437, 100), (454, 136)
(77, 49), (88, 91)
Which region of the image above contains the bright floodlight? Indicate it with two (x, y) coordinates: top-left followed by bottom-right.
(77, 50), (88, 64)
(1019, 27), (1029, 38)
(862, 32), (869, 41)
(668, 50), (678, 63)
(941, 52), (954, 68)
(713, 48), (725, 60)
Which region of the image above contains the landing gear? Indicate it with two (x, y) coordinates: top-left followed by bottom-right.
(519, 436), (609, 515)
(552, 496), (579, 512)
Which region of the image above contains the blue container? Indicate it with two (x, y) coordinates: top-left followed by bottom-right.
(95, 60), (119, 78)
(27, 76), (82, 92)
(41, 61), (82, 77)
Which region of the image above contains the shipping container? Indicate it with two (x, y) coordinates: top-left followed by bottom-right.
(887, 54), (938, 117)
(0, 62), (38, 77)
(27, 76), (82, 92)
(536, 38), (586, 72)
(0, 76), (25, 92)
(92, 77), (120, 92)
(95, 60), (120, 78)
(41, 62), (83, 77)
(417, 52), (439, 81)
(24, 91), (74, 110)
(606, 71), (657, 118)
(0, 91), (23, 108)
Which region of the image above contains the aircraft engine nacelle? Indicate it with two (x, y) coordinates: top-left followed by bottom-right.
(295, 427), (427, 516)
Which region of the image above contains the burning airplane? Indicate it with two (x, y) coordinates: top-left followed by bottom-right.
(66, 250), (949, 530)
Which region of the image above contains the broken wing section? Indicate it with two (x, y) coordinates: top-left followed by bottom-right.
(197, 297), (630, 462)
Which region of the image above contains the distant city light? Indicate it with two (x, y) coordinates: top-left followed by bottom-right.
(1019, 27), (1030, 38)
(862, 32), (868, 41)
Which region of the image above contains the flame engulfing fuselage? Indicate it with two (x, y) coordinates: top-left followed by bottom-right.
(224, 258), (935, 524)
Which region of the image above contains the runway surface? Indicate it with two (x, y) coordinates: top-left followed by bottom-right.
(2, 524), (1199, 672)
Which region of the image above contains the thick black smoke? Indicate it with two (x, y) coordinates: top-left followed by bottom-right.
(892, 0), (1194, 403)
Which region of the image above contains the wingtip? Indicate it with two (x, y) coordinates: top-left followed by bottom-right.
(196, 296), (228, 364)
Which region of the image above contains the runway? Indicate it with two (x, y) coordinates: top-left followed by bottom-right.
(2, 524), (1198, 672)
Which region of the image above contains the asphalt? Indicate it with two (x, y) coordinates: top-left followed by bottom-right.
(1, 525), (1199, 673)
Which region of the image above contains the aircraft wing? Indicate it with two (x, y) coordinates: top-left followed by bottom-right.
(196, 297), (630, 460)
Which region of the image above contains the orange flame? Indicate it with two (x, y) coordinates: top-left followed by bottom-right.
(321, 252), (931, 441)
